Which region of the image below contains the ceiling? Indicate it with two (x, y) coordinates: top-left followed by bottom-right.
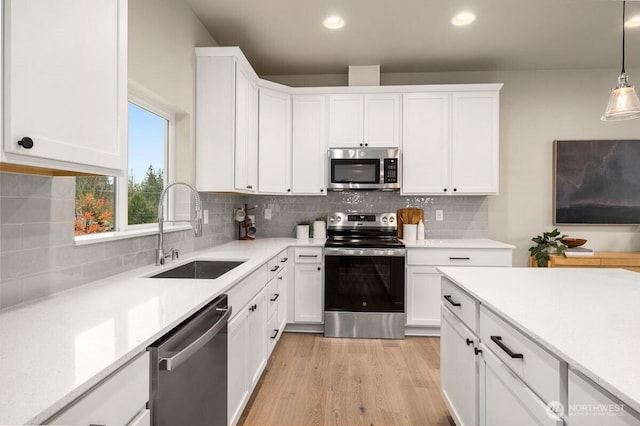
(184, 0), (640, 76)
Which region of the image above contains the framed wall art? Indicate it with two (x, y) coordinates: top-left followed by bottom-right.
(554, 140), (640, 225)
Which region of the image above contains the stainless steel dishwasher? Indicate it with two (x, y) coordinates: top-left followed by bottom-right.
(148, 294), (231, 426)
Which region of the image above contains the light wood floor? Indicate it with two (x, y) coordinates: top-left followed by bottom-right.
(238, 333), (454, 426)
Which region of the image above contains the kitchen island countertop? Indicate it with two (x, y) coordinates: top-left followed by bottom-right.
(438, 266), (640, 414)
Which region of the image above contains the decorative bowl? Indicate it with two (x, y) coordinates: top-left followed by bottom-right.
(561, 237), (587, 248)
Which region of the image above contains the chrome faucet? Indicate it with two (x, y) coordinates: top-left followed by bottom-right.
(156, 182), (203, 265)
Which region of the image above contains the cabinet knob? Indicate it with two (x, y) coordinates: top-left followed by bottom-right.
(320, 189), (324, 193)
(443, 188), (447, 192)
(474, 347), (482, 356)
(359, 143), (363, 147)
(453, 188), (457, 192)
(364, 143), (368, 147)
(317, 267), (321, 271)
(287, 189), (291, 192)
(466, 338), (473, 346)
(18, 137), (34, 149)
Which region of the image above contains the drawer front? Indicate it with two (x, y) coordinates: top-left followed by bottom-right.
(294, 247), (323, 264)
(267, 256), (281, 279)
(277, 249), (290, 265)
(50, 352), (149, 425)
(441, 277), (478, 333)
(266, 274), (280, 320)
(480, 305), (565, 405)
(227, 264), (268, 318)
(408, 248), (512, 266)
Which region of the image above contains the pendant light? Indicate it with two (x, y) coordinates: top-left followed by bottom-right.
(602, 1), (640, 121)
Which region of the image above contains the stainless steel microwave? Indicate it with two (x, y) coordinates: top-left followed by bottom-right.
(327, 147), (400, 191)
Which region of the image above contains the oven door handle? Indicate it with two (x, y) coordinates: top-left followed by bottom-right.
(324, 247), (406, 257)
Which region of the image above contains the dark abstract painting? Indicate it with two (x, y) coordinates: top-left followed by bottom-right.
(554, 140), (640, 225)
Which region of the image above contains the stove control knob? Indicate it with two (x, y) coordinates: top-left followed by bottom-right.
(382, 216), (388, 223)
(336, 217), (342, 222)
(329, 216), (335, 223)
(389, 216), (395, 223)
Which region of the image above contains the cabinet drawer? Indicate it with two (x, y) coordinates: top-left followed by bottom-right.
(407, 248), (512, 266)
(294, 247), (323, 263)
(480, 305), (566, 405)
(278, 249), (290, 265)
(267, 256), (281, 279)
(50, 352), (149, 425)
(227, 265), (268, 318)
(441, 277), (478, 333)
(266, 273), (280, 320)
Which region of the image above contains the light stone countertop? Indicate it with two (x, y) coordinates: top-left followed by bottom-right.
(438, 266), (640, 414)
(0, 237), (323, 425)
(402, 238), (515, 249)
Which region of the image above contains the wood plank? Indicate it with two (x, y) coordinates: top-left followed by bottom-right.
(238, 333), (454, 426)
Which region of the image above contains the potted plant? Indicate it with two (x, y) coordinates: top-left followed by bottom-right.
(529, 228), (567, 267)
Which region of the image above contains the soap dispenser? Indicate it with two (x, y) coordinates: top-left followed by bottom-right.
(417, 219), (425, 241)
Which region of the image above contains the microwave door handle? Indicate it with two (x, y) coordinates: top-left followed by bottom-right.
(158, 307), (232, 371)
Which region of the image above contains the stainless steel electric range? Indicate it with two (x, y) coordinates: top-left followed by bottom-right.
(324, 212), (406, 339)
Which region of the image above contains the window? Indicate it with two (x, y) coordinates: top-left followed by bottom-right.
(75, 95), (174, 237)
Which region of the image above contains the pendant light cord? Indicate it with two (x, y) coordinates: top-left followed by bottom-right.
(622, 0), (626, 74)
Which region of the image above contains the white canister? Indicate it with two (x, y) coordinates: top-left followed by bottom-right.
(403, 224), (417, 241)
(313, 221), (326, 240)
(417, 220), (425, 241)
(296, 224), (310, 239)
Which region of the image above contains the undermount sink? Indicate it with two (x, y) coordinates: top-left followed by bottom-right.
(150, 260), (245, 279)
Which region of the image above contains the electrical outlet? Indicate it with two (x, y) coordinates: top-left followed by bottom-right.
(203, 209), (209, 224)
(436, 210), (444, 221)
(264, 208), (272, 220)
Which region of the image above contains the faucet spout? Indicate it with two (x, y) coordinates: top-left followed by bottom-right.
(156, 182), (203, 265)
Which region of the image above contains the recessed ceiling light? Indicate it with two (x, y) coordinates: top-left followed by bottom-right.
(451, 11), (476, 27)
(323, 15), (345, 30)
(626, 15), (640, 28)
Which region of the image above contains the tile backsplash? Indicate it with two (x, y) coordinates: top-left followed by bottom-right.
(0, 173), (239, 309)
(1, 172), (487, 309)
(245, 192), (488, 239)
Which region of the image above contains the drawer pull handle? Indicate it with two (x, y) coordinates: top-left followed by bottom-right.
(280, 257), (288, 262)
(466, 338), (473, 346)
(449, 257), (470, 260)
(270, 293), (280, 302)
(299, 254), (319, 258)
(474, 347), (482, 356)
(270, 265), (280, 272)
(491, 336), (524, 359)
(271, 329), (279, 339)
(444, 295), (461, 307)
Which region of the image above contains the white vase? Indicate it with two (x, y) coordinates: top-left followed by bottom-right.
(296, 225), (310, 239)
(313, 221), (326, 240)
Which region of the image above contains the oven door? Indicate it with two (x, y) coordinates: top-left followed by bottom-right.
(324, 247), (405, 313)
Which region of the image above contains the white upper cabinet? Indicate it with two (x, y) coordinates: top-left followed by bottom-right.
(2, 0), (127, 175)
(328, 94), (400, 148)
(291, 95), (327, 195)
(195, 48), (259, 193)
(401, 93), (450, 194)
(258, 88), (291, 194)
(402, 88), (501, 195)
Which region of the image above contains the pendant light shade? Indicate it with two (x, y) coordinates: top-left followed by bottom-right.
(602, 1), (640, 121)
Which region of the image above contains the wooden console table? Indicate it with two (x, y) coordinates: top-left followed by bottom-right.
(530, 252), (640, 272)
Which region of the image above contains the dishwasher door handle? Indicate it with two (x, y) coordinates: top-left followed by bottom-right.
(160, 307), (232, 371)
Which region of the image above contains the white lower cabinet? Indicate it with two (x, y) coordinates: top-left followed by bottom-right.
(228, 304), (250, 426)
(292, 248), (323, 323)
(568, 370), (640, 426)
(441, 305), (479, 426)
(247, 288), (267, 388)
(479, 346), (563, 426)
(406, 267), (441, 327)
(48, 352), (149, 425)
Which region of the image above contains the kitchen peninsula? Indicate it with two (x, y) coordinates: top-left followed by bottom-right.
(439, 266), (640, 424)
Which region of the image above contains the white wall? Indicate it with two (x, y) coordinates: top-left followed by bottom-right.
(266, 68), (640, 265)
(128, 0), (217, 183)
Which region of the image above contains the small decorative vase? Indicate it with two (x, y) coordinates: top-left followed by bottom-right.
(296, 225), (310, 239)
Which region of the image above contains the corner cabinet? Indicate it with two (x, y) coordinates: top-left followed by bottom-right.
(401, 87), (501, 195)
(258, 87), (291, 194)
(195, 48), (258, 193)
(2, 0), (127, 176)
(328, 94), (400, 148)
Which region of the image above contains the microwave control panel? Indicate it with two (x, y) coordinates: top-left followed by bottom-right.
(383, 158), (398, 183)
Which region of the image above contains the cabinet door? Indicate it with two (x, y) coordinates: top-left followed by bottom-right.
(235, 66), (258, 192)
(479, 346), (563, 426)
(363, 94), (400, 147)
(258, 88), (291, 193)
(451, 92), (499, 194)
(228, 307), (249, 426)
(328, 95), (364, 147)
(276, 266), (288, 330)
(291, 95), (327, 195)
(406, 266), (442, 326)
(294, 264), (324, 323)
(4, 0), (126, 174)
(441, 306), (479, 426)
(247, 288), (267, 389)
(401, 93), (450, 194)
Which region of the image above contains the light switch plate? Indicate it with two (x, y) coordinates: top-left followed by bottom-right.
(203, 209), (209, 224)
(436, 210), (443, 221)
(264, 209), (272, 220)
